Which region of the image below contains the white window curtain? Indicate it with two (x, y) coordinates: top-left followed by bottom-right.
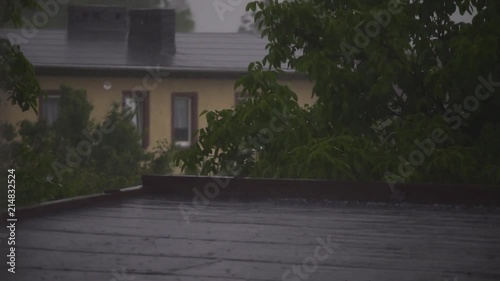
(174, 97), (189, 129)
(174, 97), (191, 144)
(125, 97), (143, 139)
(42, 97), (60, 125)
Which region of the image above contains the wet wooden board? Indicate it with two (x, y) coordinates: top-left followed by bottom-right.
(2, 195), (500, 281)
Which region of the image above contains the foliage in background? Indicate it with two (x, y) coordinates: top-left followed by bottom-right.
(0, 120), (60, 208)
(178, 0), (500, 185)
(145, 139), (178, 175)
(0, 0), (42, 112)
(1, 86), (177, 207)
(89, 103), (149, 188)
(53, 86), (94, 148)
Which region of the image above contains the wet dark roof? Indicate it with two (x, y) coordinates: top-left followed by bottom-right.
(6, 194), (500, 281)
(0, 29), (287, 73)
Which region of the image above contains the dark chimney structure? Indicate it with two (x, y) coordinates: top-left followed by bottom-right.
(127, 9), (176, 64)
(66, 5), (176, 64)
(67, 5), (128, 41)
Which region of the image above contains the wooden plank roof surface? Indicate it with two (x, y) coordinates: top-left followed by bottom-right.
(2, 194), (500, 281)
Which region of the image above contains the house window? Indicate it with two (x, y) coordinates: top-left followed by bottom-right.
(122, 91), (149, 148)
(172, 93), (197, 147)
(39, 91), (61, 125)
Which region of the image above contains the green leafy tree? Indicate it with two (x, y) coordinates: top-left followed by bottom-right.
(177, 0), (500, 185)
(2, 86), (178, 206)
(89, 103), (148, 189)
(145, 139), (177, 175)
(2, 120), (61, 205)
(0, 0), (42, 112)
(52, 86), (93, 150)
(0, 122), (18, 169)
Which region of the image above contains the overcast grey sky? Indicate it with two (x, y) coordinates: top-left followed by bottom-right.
(185, 0), (474, 33)
(187, 0), (254, 32)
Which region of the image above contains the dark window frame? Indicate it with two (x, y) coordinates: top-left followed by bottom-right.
(171, 92), (198, 147)
(122, 90), (150, 149)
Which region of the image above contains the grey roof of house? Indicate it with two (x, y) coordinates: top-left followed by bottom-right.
(0, 29), (293, 74)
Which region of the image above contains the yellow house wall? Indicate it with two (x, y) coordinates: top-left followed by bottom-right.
(0, 75), (314, 149)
